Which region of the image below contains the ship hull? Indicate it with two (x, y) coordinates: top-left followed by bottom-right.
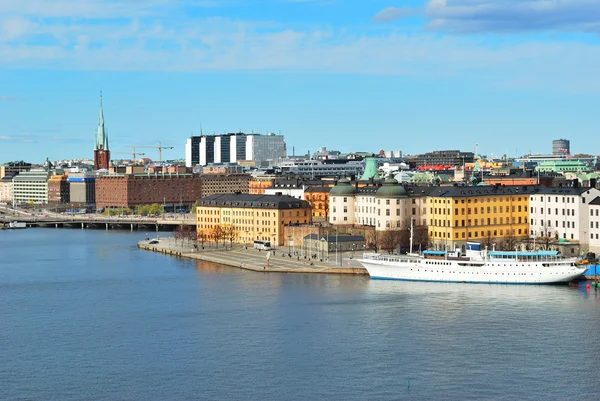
(358, 258), (587, 284)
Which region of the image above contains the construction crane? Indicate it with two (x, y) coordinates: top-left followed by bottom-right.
(123, 146), (146, 162)
(111, 151), (146, 164)
(134, 142), (174, 164)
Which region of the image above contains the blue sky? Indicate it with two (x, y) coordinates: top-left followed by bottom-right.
(1, 0), (600, 163)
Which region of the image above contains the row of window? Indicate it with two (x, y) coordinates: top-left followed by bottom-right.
(531, 207), (575, 216)
(534, 219), (576, 229)
(431, 229), (523, 238)
(432, 217), (524, 227)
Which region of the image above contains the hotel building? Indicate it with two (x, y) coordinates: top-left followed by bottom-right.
(196, 193), (312, 246)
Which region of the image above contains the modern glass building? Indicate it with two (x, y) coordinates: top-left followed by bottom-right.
(185, 133), (286, 167)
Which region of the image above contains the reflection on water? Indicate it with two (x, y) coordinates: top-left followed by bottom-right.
(1, 229), (600, 401)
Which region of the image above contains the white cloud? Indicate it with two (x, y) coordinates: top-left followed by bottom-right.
(372, 6), (420, 23)
(0, 1), (598, 93)
(372, 0), (600, 34)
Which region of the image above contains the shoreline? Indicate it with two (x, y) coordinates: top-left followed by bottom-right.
(137, 238), (368, 276)
(137, 237), (600, 283)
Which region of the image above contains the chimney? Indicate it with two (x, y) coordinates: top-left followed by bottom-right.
(590, 178), (597, 189)
(573, 178), (579, 188)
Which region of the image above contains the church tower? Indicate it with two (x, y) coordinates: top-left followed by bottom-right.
(93, 93), (110, 170)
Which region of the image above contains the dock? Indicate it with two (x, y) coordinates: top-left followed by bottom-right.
(137, 238), (368, 276)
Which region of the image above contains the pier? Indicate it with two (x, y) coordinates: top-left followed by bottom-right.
(138, 237), (368, 275)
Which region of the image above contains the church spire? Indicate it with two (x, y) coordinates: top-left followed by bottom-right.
(95, 91), (109, 151)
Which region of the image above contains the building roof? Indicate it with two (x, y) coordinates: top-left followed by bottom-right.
(304, 186), (332, 193)
(303, 234), (365, 243)
(329, 178), (357, 196)
(529, 186), (595, 196)
(375, 177), (408, 198)
(589, 196), (600, 206)
(427, 184), (594, 198)
(197, 193), (311, 209)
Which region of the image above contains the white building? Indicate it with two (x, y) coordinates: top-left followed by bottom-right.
(588, 197), (600, 254)
(528, 186), (600, 247)
(0, 175), (14, 203)
(264, 187), (305, 200)
(12, 169), (52, 205)
(186, 133), (286, 167)
(328, 177), (426, 231)
(275, 158), (364, 178)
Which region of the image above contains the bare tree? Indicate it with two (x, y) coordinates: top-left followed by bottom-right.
(482, 231), (495, 250)
(365, 230), (378, 251)
(182, 227), (195, 247)
(536, 230), (555, 250)
(499, 234), (518, 251)
(376, 229), (403, 254)
(197, 229), (207, 249)
(222, 224), (239, 249)
(211, 225), (224, 248)
(412, 224), (430, 251)
(173, 229), (183, 246)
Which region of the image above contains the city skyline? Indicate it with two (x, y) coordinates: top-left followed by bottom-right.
(1, 0), (600, 162)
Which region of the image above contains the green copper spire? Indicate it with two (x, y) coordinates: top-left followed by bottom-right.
(95, 92), (109, 151)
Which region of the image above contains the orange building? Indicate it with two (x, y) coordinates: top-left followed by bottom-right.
(304, 186), (331, 220)
(48, 174), (70, 204)
(249, 179), (273, 194)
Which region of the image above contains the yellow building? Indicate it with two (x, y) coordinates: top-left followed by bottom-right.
(427, 185), (537, 250)
(196, 193), (312, 247)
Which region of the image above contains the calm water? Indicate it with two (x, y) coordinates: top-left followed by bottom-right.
(1, 228), (599, 400)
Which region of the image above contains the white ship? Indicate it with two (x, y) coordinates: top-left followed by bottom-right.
(358, 242), (588, 284)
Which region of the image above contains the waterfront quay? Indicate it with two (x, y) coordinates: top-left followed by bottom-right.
(138, 237), (368, 275)
(0, 212), (194, 232)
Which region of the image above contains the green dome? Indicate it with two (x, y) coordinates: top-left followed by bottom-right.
(376, 177), (407, 198)
(330, 178), (357, 196)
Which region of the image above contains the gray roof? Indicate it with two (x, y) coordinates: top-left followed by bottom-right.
(426, 185), (573, 198)
(303, 234), (366, 243)
(589, 196), (600, 206)
(198, 193), (310, 209)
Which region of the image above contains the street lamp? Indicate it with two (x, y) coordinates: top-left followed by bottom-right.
(287, 235), (292, 256)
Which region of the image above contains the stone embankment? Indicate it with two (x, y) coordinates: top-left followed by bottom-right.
(138, 238), (368, 276)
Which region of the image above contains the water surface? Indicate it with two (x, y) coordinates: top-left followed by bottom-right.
(1, 228), (599, 400)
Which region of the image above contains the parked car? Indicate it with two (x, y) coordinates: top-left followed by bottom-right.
(149, 240), (159, 244)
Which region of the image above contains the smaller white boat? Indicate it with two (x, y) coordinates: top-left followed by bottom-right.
(8, 221), (27, 229)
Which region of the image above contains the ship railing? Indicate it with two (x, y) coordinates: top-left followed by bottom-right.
(487, 255), (578, 264)
(361, 253), (414, 263)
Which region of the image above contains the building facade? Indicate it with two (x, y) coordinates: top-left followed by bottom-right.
(47, 174), (70, 204)
(528, 186), (600, 247)
(552, 139), (570, 156)
(328, 178), (427, 231)
(410, 150), (475, 168)
(68, 173), (96, 205)
(186, 133), (286, 167)
(95, 174), (202, 209)
(199, 173), (251, 197)
(0, 175), (14, 203)
(1, 162), (31, 179)
(426, 185), (535, 250)
(588, 197), (600, 254)
(12, 169), (52, 205)
(304, 186), (331, 220)
(196, 193), (312, 246)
